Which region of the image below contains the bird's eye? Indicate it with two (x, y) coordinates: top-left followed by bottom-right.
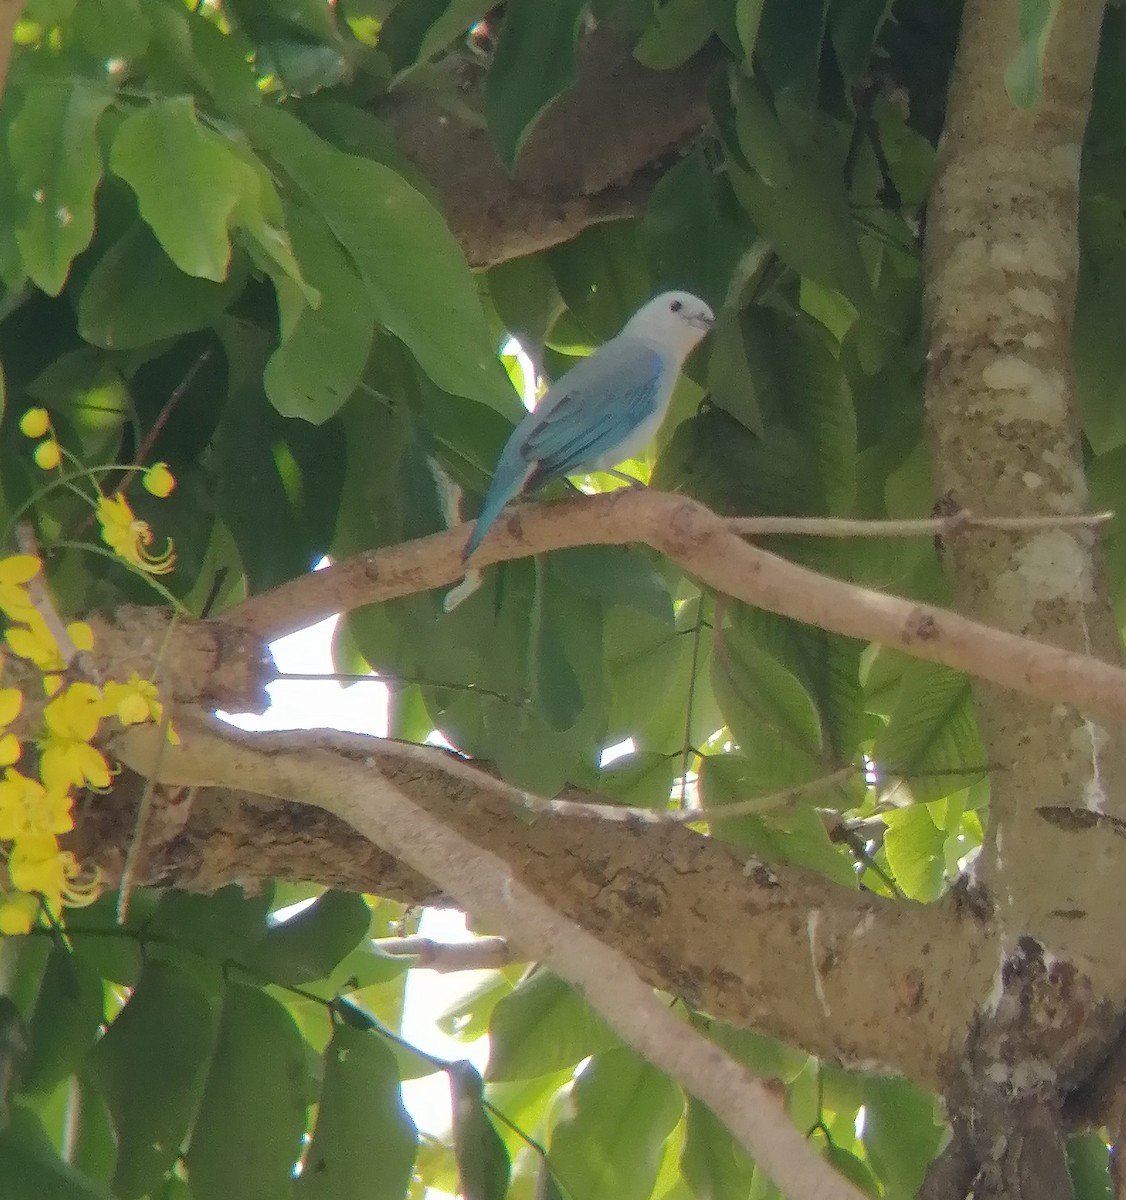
(670, 299), (683, 313)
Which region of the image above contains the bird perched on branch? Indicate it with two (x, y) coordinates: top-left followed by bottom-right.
(462, 290), (715, 562)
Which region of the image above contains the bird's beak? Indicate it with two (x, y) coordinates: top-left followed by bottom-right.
(695, 312), (716, 332)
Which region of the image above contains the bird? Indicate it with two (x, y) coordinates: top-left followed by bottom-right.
(462, 290), (715, 563)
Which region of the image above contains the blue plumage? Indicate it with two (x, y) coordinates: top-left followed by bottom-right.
(463, 291), (714, 563)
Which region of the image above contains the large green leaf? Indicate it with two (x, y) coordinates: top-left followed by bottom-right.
(681, 1098), (754, 1200)
(245, 889), (372, 986)
(184, 983), (310, 1200)
(251, 105), (515, 413)
(861, 1076), (943, 1197)
(378, 0), (493, 74)
(712, 616), (823, 768)
(299, 1023), (417, 1200)
(0, 1106), (111, 1200)
(726, 109), (872, 311)
(487, 972), (620, 1082)
(88, 958), (221, 1200)
(22, 947), (103, 1096)
(549, 1048), (683, 1200)
(872, 660), (985, 803)
(484, 0), (587, 171)
(78, 221), (241, 349)
(8, 79), (111, 295)
(263, 202), (375, 422)
(110, 96), (253, 281)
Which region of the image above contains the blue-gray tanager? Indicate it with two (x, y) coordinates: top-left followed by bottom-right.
(463, 291), (714, 562)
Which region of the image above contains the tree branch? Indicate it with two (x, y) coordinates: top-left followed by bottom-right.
(113, 709), (872, 1200)
(379, 28), (718, 267)
(97, 718), (992, 1091)
(223, 489), (1126, 728)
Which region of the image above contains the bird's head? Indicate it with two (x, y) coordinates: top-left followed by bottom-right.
(623, 291), (715, 356)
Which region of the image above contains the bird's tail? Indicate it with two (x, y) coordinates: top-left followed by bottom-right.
(463, 446), (534, 563)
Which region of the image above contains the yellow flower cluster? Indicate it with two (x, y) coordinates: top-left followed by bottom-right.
(19, 407), (178, 575)
(0, 414), (182, 934)
(0, 558), (178, 934)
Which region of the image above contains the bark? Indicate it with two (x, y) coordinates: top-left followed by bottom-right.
(80, 719), (988, 1091)
(379, 28), (718, 267)
(922, 0), (1119, 1187)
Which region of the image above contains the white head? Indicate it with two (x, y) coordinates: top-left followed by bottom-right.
(622, 290), (715, 357)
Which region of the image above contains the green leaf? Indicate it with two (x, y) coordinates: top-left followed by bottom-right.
(681, 1097), (754, 1200)
(148, 884), (273, 962)
(299, 1023), (417, 1200)
(708, 306), (764, 436)
(756, 0), (830, 110)
(733, 73), (793, 188)
(872, 661), (984, 803)
(727, 121), (873, 312)
(713, 617), (823, 766)
(110, 96), (252, 280)
(549, 1048), (683, 1200)
(643, 148), (756, 308)
(26, 347), (128, 459)
(597, 751), (678, 808)
(736, 0), (767, 58)
(88, 958), (220, 1200)
(252, 106), (515, 413)
(635, 0), (715, 68)
(450, 1062), (510, 1200)
(73, 0), (151, 59)
(378, 0), (493, 74)
(827, 0), (893, 83)
(1005, 0), (1059, 108)
(861, 1076), (943, 1198)
(0, 1106), (111, 1200)
(487, 972), (620, 1081)
(8, 80), (111, 294)
(549, 221), (650, 342)
(1068, 1133), (1112, 1200)
(23, 947), (103, 1096)
(882, 804), (946, 901)
(484, 0), (587, 171)
(263, 203), (375, 421)
(246, 889), (372, 986)
(185, 983), (310, 1200)
(78, 221), (241, 349)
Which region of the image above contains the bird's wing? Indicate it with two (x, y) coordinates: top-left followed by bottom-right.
(520, 340), (665, 483)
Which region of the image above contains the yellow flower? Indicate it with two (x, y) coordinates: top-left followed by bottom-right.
(0, 891), (40, 934)
(103, 674), (160, 725)
(6, 611), (63, 671)
(0, 769), (73, 839)
(96, 495), (175, 575)
(40, 740), (111, 793)
(142, 462), (176, 498)
(68, 622), (94, 653)
(33, 440), (61, 471)
(0, 735), (19, 767)
(18, 407), (50, 438)
(44, 682), (103, 741)
(0, 555), (38, 620)
(0, 689), (20, 767)
(8, 834), (99, 914)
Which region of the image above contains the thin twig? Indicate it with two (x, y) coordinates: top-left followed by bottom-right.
(726, 510), (1113, 538)
(518, 766), (858, 825)
(116, 707), (178, 926)
(273, 671), (518, 703)
(374, 935), (514, 972)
